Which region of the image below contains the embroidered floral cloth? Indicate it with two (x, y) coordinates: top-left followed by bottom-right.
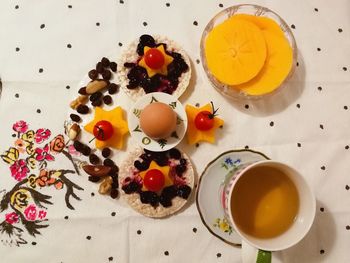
(0, 0), (350, 262)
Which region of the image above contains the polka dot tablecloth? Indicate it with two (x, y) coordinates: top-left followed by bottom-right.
(0, 0), (349, 262)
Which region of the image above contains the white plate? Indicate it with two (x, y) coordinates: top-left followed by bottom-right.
(128, 92), (187, 152)
(196, 149), (269, 246)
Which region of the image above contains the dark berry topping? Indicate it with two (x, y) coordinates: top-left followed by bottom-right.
(110, 188), (119, 199)
(122, 181), (141, 194)
(161, 185), (177, 199)
(175, 165), (187, 176)
(169, 148), (181, 159)
(134, 160), (150, 171)
(101, 57), (110, 67)
(159, 194), (172, 207)
(177, 185), (191, 199)
(88, 176), (100, 183)
(180, 158), (187, 166)
(89, 154), (100, 165)
(110, 62), (117, 72)
(108, 83), (119, 94)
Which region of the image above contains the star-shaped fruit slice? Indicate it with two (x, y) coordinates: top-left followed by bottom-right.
(84, 107), (129, 150)
(185, 103), (224, 145)
(138, 45), (174, 77)
(139, 161), (173, 192)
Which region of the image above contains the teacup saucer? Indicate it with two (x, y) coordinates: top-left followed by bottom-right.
(128, 92), (187, 152)
(196, 149), (269, 246)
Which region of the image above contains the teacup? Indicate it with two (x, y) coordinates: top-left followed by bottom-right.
(221, 160), (316, 263)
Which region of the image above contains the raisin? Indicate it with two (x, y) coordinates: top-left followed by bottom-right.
(103, 158), (115, 167)
(78, 87), (87, 95)
(77, 104), (89, 114)
(110, 62), (117, 72)
(110, 189), (119, 199)
(89, 92), (102, 102)
(101, 57), (110, 67)
(70, 113), (81, 122)
(88, 69), (98, 80)
(88, 176), (100, 183)
(102, 70), (112, 80)
(108, 83), (119, 94)
(89, 154), (100, 165)
(102, 147), (111, 158)
(103, 95), (112, 105)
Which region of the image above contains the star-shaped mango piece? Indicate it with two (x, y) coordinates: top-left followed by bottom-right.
(139, 161), (173, 191)
(138, 45), (174, 77)
(84, 107), (129, 150)
(185, 103), (224, 145)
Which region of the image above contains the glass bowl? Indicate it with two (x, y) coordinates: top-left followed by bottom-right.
(200, 4), (297, 100)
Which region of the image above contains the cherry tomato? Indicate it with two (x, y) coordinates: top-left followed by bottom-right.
(144, 48), (165, 69)
(93, 120), (114, 141)
(143, 169), (165, 192)
(194, 111), (214, 131)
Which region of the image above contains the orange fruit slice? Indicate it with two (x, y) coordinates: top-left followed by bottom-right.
(232, 14), (285, 38)
(235, 30), (293, 95)
(205, 18), (267, 85)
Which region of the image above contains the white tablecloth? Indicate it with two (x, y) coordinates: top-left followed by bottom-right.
(0, 0), (349, 262)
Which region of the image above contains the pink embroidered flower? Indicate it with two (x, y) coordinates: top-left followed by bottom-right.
(35, 128), (51, 144)
(10, 159), (30, 181)
(68, 144), (81, 156)
(35, 144), (55, 162)
(24, 205), (37, 221)
(5, 212), (19, 224)
(12, 120), (28, 133)
(38, 210), (47, 220)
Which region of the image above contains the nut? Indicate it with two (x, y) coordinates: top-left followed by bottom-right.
(99, 176), (113, 194)
(82, 165), (111, 177)
(68, 123), (81, 140)
(86, 80), (108, 94)
(69, 95), (88, 110)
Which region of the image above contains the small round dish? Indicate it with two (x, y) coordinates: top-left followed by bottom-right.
(196, 149), (269, 246)
(128, 92), (187, 152)
(200, 4), (297, 100)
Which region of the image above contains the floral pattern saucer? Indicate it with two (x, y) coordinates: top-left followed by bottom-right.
(127, 92), (187, 152)
(196, 149), (269, 246)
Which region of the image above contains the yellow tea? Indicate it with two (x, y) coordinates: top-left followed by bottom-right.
(231, 166), (299, 238)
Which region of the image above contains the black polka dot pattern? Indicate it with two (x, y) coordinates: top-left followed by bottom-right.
(137, 230), (142, 235)
(40, 24), (45, 29)
(164, 251), (169, 256)
(216, 253), (221, 258)
(111, 212), (116, 216)
(108, 256), (113, 261)
(143, 22), (148, 26)
(192, 227), (197, 233)
(193, 21), (198, 26)
(86, 236), (91, 240)
(320, 207), (325, 212)
(269, 121), (274, 127)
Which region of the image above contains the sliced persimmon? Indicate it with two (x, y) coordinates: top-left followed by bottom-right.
(232, 14), (285, 38)
(205, 18), (267, 85)
(235, 31), (293, 95)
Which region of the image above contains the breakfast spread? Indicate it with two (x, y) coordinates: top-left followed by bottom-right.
(64, 6), (296, 222)
(119, 147), (194, 217)
(204, 14), (293, 96)
(118, 35), (191, 100)
(185, 102), (224, 145)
